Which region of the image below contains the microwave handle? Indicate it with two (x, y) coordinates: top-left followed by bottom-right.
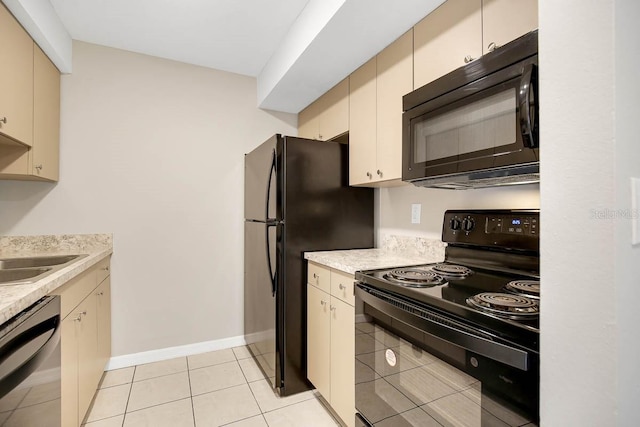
(519, 63), (538, 148)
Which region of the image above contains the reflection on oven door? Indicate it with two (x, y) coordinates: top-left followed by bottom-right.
(354, 318), (537, 427)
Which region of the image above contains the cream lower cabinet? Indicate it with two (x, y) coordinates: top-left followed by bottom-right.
(54, 258), (112, 427)
(307, 262), (355, 427)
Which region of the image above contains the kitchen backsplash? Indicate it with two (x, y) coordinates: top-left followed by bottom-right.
(381, 234), (446, 259)
(0, 234), (113, 256)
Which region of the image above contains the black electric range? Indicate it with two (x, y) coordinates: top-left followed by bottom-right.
(354, 210), (540, 426)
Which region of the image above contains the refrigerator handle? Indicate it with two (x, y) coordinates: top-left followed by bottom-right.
(265, 149), (277, 297)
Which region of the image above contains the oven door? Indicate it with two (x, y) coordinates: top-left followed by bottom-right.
(354, 285), (538, 427)
(402, 56), (538, 182)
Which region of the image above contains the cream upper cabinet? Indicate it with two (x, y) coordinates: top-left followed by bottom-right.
(350, 30), (412, 186)
(414, 0), (538, 89)
(298, 78), (349, 141)
(307, 262), (356, 427)
(0, 3), (34, 147)
(376, 29), (413, 183)
(482, 0), (538, 54)
(348, 57), (377, 186)
(414, 0), (482, 89)
(32, 45), (61, 181)
(0, 5), (61, 182)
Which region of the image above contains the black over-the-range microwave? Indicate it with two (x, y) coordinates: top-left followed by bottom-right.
(402, 30), (539, 189)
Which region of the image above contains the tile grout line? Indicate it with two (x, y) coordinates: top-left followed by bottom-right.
(120, 365), (136, 427)
(185, 357), (197, 427)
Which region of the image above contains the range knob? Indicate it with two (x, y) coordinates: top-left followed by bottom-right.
(462, 218), (475, 232)
(450, 218), (462, 231)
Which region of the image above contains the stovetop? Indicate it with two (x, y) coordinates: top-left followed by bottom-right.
(355, 209), (541, 352)
(356, 261), (539, 350)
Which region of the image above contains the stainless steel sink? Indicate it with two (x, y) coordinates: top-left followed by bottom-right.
(0, 254), (87, 285)
(0, 268), (52, 284)
(0, 254), (82, 269)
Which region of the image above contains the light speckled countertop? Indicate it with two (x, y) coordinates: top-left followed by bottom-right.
(0, 234), (113, 324)
(304, 234), (446, 274)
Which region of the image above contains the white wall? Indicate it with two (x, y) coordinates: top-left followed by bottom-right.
(615, 0), (640, 424)
(540, 0), (640, 424)
(377, 184), (540, 242)
(0, 41), (297, 357)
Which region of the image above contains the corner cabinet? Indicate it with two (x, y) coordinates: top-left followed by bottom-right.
(414, 0), (538, 89)
(307, 262), (355, 427)
(0, 4), (61, 182)
(298, 78), (349, 141)
(53, 257), (112, 427)
(349, 29), (412, 187)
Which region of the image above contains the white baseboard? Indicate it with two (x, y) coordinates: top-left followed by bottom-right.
(106, 334), (247, 371)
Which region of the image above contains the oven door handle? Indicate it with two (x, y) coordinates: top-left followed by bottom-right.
(356, 285), (532, 371)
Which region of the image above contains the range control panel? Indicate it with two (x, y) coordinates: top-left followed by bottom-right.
(442, 210), (539, 251)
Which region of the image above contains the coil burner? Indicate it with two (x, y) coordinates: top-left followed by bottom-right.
(466, 292), (539, 320)
(505, 280), (540, 299)
(431, 263), (472, 279)
(384, 268), (445, 288)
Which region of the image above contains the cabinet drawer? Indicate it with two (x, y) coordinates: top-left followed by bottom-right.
(96, 256), (111, 284)
(308, 262), (330, 293)
(330, 270), (355, 306)
(53, 268), (96, 319)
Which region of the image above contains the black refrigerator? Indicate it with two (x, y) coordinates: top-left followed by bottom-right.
(244, 134), (374, 396)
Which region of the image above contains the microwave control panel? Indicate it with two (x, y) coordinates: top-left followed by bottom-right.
(442, 210), (539, 251)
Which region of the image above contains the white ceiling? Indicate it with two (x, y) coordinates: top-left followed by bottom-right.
(49, 0), (311, 77)
(10, 0), (445, 113)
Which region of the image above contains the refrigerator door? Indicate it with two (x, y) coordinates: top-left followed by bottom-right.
(276, 137), (374, 396)
(245, 135), (278, 222)
(243, 220), (277, 389)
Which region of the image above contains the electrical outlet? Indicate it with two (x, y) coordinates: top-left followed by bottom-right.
(411, 204), (421, 224)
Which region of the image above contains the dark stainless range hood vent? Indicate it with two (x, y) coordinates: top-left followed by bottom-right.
(411, 163), (539, 190)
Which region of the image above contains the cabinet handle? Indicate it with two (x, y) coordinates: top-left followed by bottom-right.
(35, 165), (43, 171)
(320, 300), (327, 306)
(80, 310), (87, 316)
(0, 117), (6, 124)
(318, 134), (323, 140)
(376, 170), (382, 177)
(464, 55), (475, 63)
(487, 42), (500, 52)
(101, 266), (110, 271)
(97, 291), (104, 296)
(339, 284), (346, 290)
(366, 172), (372, 178)
(73, 315), (82, 322)
(330, 305), (336, 311)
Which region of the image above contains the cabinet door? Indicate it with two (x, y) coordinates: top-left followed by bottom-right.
(330, 270), (355, 306)
(96, 277), (112, 371)
(33, 45), (60, 181)
(414, 0), (482, 89)
(61, 313), (80, 427)
(77, 295), (99, 423)
(376, 29), (413, 182)
(348, 57), (377, 186)
(318, 78), (349, 141)
(330, 297), (355, 427)
(307, 284), (331, 401)
(0, 4), (33, 146)
(482, 0), (538, 55)
(298, 101), (320, 139)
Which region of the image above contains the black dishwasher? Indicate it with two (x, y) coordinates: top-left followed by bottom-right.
(0, 296), (61, 427)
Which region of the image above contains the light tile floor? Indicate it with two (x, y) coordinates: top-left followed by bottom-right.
(82, 346), (341, 427)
